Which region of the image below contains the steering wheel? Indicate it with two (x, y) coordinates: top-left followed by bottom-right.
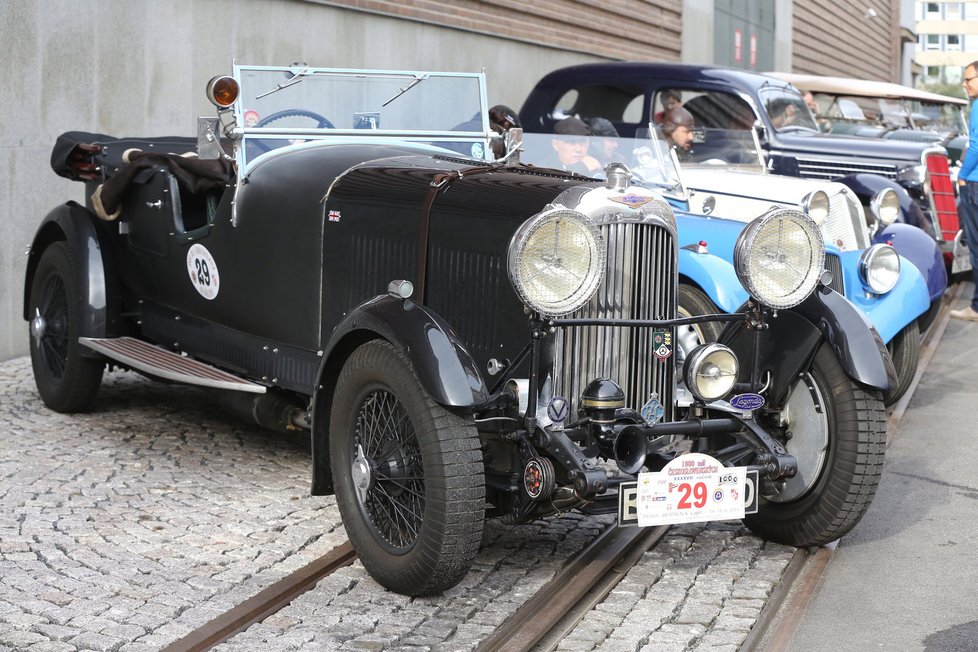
(255, 108), (334, 129)
(251, 109), (334, 154)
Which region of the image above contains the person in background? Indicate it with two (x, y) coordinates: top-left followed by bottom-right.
(803, 91), (832, 132)
(587, 117), (620, 167)
(550, 117), (601, 175)
(952, 59), (978, 321)
(661, 107), (695, 162)
(654, 90), (683, 123)
(244, 110), (260, 127)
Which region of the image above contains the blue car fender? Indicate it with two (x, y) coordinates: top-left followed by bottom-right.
(678, 248), (749, 313)
(834, 249), (930, 344)
(874, 222), (947, 303)
(836, 173), (933, 237)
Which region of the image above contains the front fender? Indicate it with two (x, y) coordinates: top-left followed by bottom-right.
(834, 249), (930, 343)
(24, 201), (116, 345)
(310, 293), (489, 495)
(873, 222), (947, 303)
(720, 286), (894, 405)
(678, 249), (749, 314)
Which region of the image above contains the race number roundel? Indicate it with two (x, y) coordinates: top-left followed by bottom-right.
(186, 244), (220, 300)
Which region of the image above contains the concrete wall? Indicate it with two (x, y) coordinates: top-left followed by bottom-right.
(0, 0), (612, 362)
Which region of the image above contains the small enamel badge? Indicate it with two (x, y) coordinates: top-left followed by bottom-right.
(610, 194), (655, 209)
(328, 210), (341, 222)
(652, 329), (673, 361)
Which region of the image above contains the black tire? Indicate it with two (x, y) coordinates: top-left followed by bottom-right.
(28, 243), (104, 412)
(677, 283), (724, 356)
(883, 319), (920, 406)
(745, 342), (885, 547)
(329, 340), (485, 595)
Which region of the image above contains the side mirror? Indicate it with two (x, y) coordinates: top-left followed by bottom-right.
(752, 119), (767, 143)
(496, 127), (523, 165)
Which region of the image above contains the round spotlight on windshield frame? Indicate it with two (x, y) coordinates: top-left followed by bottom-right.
(206, 75), (240, 109)
(507, 208), (606, 317)
(802, 190), (829, 226)
(683, 343), (739, 403)
(870, 188), (900, 226)
(733, 208), (825, 310)
(859, 243), (901, 295)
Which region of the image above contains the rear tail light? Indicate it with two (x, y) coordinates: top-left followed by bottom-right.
(925, 153), (958, 241)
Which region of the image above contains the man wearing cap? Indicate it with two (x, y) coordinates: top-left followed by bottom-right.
(661, 107), (695, 162)
(551, 117), (601, 175)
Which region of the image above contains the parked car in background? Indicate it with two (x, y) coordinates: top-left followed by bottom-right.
(518, 125), (937, 405)
(767, 72), (968, 167)
(519, 62), (967, 275)
(27, 64), (892, 596)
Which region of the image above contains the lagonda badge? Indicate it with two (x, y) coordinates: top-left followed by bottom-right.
(610, 194), (655, 209)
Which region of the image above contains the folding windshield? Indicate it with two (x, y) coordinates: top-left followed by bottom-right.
(232, 64), (491, 168)
(519, 128), (685, 198)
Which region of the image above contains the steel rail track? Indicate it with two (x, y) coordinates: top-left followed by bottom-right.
(160, 541), (356, 652)
(476, 523), (670, 652)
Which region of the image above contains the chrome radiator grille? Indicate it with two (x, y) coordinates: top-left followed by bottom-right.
(824, 253), (844, 295)
(796, 157), (898, 181)
(821, 192), (868, 252)
(554, 221), (676, 420)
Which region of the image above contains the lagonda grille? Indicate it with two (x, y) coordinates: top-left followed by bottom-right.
(821, 192), (868, 252)
(554, 221), (676, 421)
(796, 157), (898, 181)
(824, 253), (844, 296)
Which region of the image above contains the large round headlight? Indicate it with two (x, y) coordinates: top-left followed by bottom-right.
(683, 343), (739, 402)
(859, 244), (900, 294)
(508, 208), (606, 316)
(870, 188), (899, 226)
(802, 190), (829, 226)
(734, 208), (825, 309)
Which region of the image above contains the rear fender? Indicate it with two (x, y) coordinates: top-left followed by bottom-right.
(310, 293), (489, 494)
(720, 286), (894, 406)
(24, 202), (118, 351)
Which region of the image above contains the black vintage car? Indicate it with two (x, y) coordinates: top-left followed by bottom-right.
(26, 64), (892, 595)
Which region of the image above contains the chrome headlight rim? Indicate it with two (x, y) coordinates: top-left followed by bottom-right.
(859, 243), (901, 295)
(733, 208), (826, 310)
(507, 208), (606, 317)
(869, 188), (900, 226)
(683, 343), (739, 402)
(802, 190), (829, 226)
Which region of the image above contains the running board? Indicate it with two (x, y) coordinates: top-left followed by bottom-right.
(80, 336), (266, 394)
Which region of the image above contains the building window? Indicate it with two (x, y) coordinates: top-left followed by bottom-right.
(925, 2), (941, 19)
(926, 34), (941, 51)
(948, 34), (962, 51)
(966, 3), (978, 20)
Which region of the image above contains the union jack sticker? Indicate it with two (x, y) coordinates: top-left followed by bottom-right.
(328, 210), (341, 222)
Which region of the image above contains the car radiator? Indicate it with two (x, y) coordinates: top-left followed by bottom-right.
(554, 221), (676, 421)
(820, 192), (868, 252)
(795, 157), (898, 181)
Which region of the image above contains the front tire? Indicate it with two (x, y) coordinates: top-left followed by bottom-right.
(745, 342), (885, 547)
(883, 319), (919, 406)
(28, 243), (104, 412)
(330, 340), (485, 595)
(677, 283), (723, 356)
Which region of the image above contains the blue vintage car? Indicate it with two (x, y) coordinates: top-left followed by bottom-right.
(519, 62), (965, 279)
(518, 127), (931, 405)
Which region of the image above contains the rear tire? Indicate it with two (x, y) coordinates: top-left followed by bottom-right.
(745, 342), (885, 546)
(330, 340), (485, 595)
(28, 243), (104, 412)
(883, 319), (919, 406)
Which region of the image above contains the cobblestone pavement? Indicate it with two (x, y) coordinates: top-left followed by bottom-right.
(1, 357), (793, 651)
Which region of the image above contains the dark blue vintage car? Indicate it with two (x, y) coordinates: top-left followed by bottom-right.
(519, 62), (965, 283)
(26, 64), (893, 596)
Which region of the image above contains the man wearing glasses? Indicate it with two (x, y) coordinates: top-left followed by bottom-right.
(953, 61), (978, 321)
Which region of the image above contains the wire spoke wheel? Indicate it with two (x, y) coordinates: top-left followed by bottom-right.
(330, 340), (484, 595)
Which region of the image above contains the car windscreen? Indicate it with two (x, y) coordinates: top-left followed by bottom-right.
(519, 130), (684, 195)
(757, 87), (819, 133)
(234, 65), (490, 167)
